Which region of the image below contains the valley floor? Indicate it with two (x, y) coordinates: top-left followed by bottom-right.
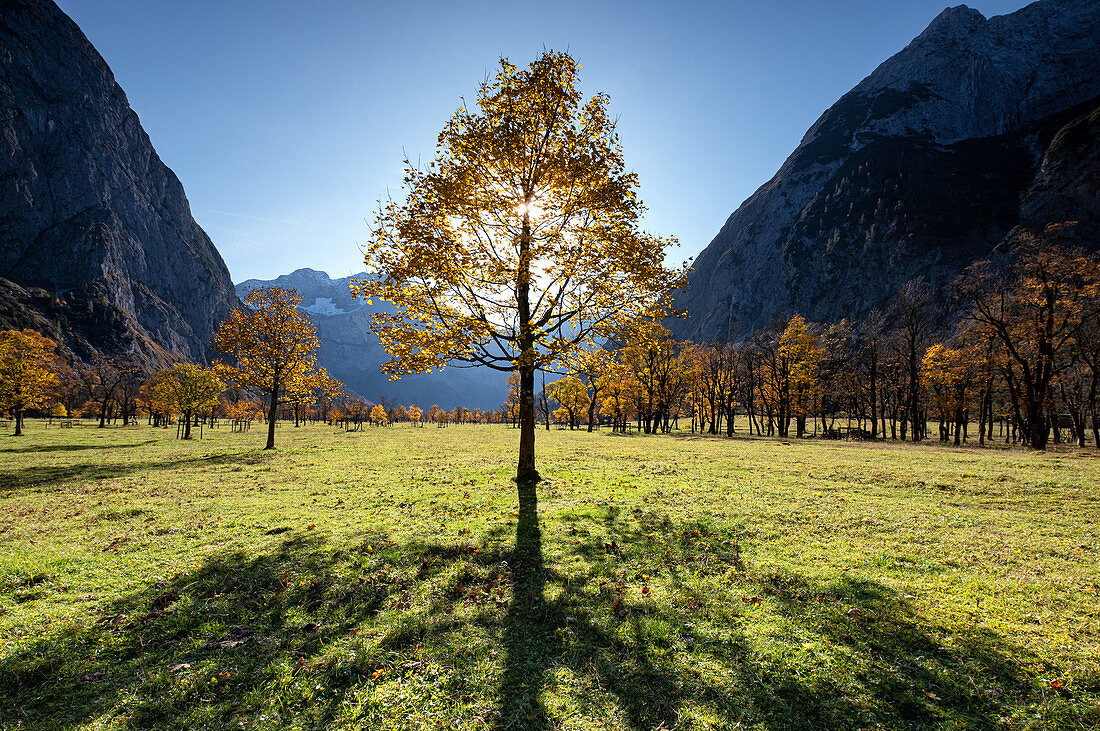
(0, 423), (1097, 730)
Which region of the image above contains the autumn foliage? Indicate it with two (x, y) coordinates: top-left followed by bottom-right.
(0, 329), (60, 435)
(356, 51), (684, 485)
(213, 287), (324, 449)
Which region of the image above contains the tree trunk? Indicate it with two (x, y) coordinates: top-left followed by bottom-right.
(516, 213), (539, 485)
(868, 348), (878, 439)
(13, 409), (23, 436)
(518, 365), (538, 483)
(265, 383), (279, 450)
(184, 409), (193, 439)
(1026, 400), (1048, 450)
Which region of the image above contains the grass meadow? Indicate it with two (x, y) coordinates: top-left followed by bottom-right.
(0, 421), (1097, 730)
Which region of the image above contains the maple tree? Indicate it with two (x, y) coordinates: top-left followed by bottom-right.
(921, 343), (976, 445)
(213, 287), (321, 449)
(958, 225), (1100, 449)
(568, 347), (616, 432)
(547, 375), (589, 429)
(78, 357), (138, 428)
(288, 366), (344, 427)
(369, 403), (388, 426)
(0, 329), (61, 436)
(356, 51), (684, 487)
(150, 364), (224, 439)
(619, 321), (688, 434)
(779, 315), (824, 437)
(306, 368), (345, 424)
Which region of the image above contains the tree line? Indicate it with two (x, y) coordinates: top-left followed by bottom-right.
(0, 287), (517, 442)
(4, 230), (1096, 451)
(0, 287), (341, 446)
(525, 227), (1100, 450)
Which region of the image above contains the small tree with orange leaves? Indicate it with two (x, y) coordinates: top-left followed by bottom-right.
(369, 403), (388, 426)
(213, 287), (321, 449)
(0, 329), (60, 436)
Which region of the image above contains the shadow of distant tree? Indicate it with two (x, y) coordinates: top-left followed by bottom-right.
(1, 535), (354, 728)
(0, 439), (159, 454)
(0, 450), (271, 493)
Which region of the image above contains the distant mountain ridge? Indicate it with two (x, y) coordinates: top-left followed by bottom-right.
(0, 0), (238, 366)
(674, 0), (1100, 342)
(236, 268), (509, 410)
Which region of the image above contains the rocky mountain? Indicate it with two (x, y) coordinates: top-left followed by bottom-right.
(236, 269), (510, 410)
(0, 0), (237, 367)
(674, 0), (1100, 342)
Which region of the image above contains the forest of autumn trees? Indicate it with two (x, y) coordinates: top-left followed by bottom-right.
(520, 229), (1100, 450)
(2, 230), (1097, 453)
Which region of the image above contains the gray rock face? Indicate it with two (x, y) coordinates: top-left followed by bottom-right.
(236, 269), (510, 410)
(0, 0), (237, 366)
(675, 0), (1100, 342)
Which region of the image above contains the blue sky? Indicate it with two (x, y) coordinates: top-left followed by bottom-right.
(57, 0), (1030, 283)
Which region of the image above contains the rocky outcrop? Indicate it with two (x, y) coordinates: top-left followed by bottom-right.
(236, 269), (510, 410)
(0, 0), (237, 366)
(674, 0), (1100, 342)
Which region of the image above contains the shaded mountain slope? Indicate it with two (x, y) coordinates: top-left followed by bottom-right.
(675, 0), (1100, 341)
(0, 0), (237, 366)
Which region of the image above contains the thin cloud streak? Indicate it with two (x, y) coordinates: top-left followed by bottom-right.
(207, 209), (311, 227)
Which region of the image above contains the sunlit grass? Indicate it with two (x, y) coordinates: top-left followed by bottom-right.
(0, 422), (1097, 729)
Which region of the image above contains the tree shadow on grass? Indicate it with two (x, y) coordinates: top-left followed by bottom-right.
(602, 507), (1092, 728)
(0, 530), (478, 729)
(0, 528), (526, 729)
(0, 450), (272, 493)
(0, 439), (159, 454)
(491, 500), (1091, 730)
(0, 509), (1092, 729)
(491, 482), (695, 730)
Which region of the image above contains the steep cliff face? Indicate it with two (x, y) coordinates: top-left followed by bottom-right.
(675, 0), (1100, 342)
(0, 0), (237, 366)
(236, 269), (510, 410)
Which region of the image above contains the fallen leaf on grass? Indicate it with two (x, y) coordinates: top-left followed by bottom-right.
(97, 613), (128, 625)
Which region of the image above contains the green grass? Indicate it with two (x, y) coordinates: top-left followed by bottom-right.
(0, 422), (1097, 730)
